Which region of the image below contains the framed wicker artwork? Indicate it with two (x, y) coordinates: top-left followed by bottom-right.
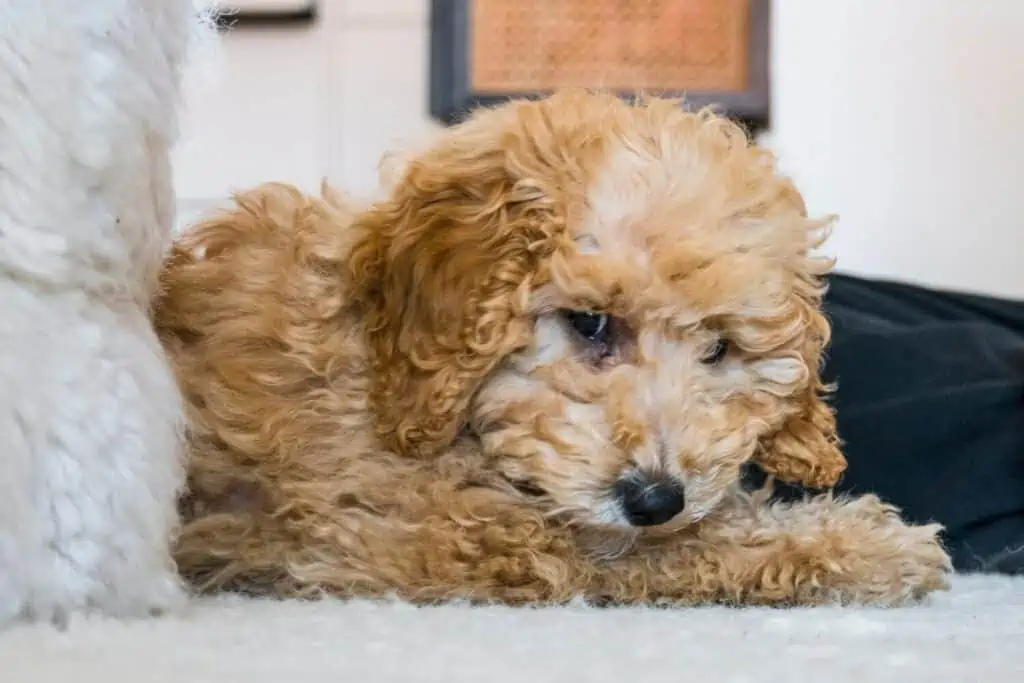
(429, 0), (771, 131)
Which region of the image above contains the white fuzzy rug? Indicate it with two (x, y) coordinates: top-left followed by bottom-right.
(2, 575), (1022, 682)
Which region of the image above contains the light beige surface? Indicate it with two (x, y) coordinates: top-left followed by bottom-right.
(3, 575), (1022, 682)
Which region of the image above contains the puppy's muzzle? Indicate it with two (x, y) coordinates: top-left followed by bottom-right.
(614, 471), (685, 527)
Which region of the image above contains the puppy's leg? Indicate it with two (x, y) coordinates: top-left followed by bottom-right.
(178, 491), (593, 605)
(590, 491), (951, 606)
(178, 473), (948, 606)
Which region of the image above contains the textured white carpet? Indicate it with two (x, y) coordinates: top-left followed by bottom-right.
(2, 575), (1022, 682)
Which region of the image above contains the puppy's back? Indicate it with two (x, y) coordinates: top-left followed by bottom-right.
(156, 183), (374, 525)
(158, 182), (360, 350)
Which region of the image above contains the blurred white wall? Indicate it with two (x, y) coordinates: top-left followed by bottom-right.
(175, 0), (1024, 296)
(174, 0), (439, 225)
(767, 0), (1024, 297)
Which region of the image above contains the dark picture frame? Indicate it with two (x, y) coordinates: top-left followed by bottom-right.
(429, 0), (771, 132)
(212, 1), (318, 29)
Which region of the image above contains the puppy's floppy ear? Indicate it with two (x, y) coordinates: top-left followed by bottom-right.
(753, 270), (847, 489)
(348, 122), (563, 458)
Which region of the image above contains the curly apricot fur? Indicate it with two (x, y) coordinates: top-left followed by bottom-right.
(157, 91), (950, 606)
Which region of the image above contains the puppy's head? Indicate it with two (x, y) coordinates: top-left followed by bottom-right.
(351, 90), (844, 532)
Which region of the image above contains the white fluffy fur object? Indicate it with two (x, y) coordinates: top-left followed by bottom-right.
(0, 0), (207, 625)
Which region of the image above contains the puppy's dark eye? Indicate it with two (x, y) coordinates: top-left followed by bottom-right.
(564, 310), (611, 343)
(702, 338), (730, 364)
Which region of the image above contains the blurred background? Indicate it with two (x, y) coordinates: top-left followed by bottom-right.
(174, 0), (1024, 297)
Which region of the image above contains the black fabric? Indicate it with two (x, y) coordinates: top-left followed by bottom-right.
(747, 273), (1024, 574)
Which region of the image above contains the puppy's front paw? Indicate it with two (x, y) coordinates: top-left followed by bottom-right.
(820, 495), (952, 606)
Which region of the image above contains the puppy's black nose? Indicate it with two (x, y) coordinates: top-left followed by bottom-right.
(614, 474), (685, 527)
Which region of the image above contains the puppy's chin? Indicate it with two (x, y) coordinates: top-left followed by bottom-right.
(563, 496), (709, 548)
(574, 509), (717, 561)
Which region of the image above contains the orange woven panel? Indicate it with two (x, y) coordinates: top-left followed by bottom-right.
(469, 0), (750, 94)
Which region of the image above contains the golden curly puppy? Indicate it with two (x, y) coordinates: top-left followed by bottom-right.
(158, 91), (950, 606)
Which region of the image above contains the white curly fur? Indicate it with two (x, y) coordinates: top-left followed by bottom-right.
(0, 0), (211, 625)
